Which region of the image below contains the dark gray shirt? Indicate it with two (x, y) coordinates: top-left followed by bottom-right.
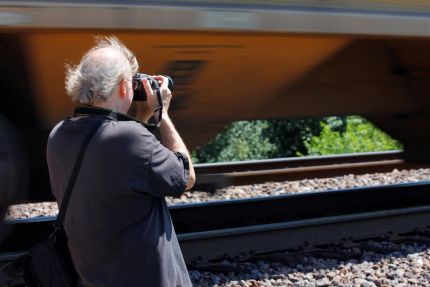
(47, 114), (192, 287)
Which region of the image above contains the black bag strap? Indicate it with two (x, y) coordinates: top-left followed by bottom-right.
(54, 117), (104, 227)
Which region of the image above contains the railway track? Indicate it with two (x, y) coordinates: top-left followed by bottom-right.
(193, 150), (430, 190)
(2, 181), (430, 285)
(2, 152), (430, 285)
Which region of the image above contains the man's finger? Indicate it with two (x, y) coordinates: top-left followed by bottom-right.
(152, 75), (169, 89)
(141, 78), (153, 100)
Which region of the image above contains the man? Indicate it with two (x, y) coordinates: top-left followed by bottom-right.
(47, 36), (195, 287)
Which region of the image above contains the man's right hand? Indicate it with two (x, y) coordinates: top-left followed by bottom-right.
(142, 75), (172, 120)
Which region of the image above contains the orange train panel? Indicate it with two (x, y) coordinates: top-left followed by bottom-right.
(23, 31), (351, 128)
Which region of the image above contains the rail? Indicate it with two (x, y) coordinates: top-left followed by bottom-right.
(193, 150), (430, 190)
(2, 181), (430, 261)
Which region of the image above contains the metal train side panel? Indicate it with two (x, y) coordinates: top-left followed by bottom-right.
(22, 31), (350, 140)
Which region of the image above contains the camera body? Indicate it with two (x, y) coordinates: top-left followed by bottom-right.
(132, 73), (174, 101)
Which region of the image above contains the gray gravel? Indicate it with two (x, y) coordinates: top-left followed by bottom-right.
(166, 168), (430, 205)
(189, 238), (430, 287)
(6, 201), (58, 219)
(7, 168), (430, 219)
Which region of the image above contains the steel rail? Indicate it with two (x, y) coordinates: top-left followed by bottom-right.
(180, 205), (430, 261)
(3, 205), (430, 262)
(194, 150), (405, 173)
(2, 181), (430, 257)
(193, 150), (430, 190)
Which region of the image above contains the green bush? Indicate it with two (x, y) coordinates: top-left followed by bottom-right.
(262, 118), (323, 158)
(192, 118), (324, 163)
(305, 116), (402, 155)
(192, 116), (402, 163)
(192, 120), (277, 163)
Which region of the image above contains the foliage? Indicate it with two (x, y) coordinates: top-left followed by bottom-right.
(192, 116), (402, 163)
(192, 120), (277, 163)
(305, 116), (402, 155)
(192, 118), (324, 163)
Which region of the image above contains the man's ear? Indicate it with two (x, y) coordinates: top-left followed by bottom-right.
(119, 79), (127, 99)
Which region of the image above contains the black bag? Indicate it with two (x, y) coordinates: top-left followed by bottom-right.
(24, 226), (77, 287)
(16, 118), (104, 287)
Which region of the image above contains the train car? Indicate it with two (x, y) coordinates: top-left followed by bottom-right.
(1, 0), (430, 203)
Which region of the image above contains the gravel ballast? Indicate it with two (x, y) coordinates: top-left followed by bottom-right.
(189, 237), (430, 287)
(167, 168), (430, 205)
(7, 168), (430, 219)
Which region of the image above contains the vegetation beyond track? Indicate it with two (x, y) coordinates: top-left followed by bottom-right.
(192, 116), (402, 163)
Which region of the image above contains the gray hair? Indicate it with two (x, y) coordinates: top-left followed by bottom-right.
(65, 36), (139, 104)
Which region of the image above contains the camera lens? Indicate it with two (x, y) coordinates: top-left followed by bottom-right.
(132, 74), (174, 102)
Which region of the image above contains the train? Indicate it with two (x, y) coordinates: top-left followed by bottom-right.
(1, 0), (430, 204)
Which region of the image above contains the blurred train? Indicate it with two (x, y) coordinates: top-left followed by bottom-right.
(1, 0), (430, 203)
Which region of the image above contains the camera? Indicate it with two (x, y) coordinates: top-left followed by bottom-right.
(132, 73), (174, 101)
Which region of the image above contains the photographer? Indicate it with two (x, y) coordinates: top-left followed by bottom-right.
(47, 36), (195, 286)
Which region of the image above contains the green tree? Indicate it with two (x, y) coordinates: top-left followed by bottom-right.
(192, 116), (401, 163)
(193, 118), (325, 163)
(193, 120), (277, 163)
(263, 118), (327, 158)
(305, 116), (402, 155)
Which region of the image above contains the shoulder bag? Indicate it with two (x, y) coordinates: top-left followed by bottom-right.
(13, 117), (104, 287)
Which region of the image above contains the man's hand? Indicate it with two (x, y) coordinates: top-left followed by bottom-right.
(142, 75), (172, 123)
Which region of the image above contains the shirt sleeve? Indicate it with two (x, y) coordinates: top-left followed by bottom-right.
(147, 142), (190, 197)
(122, 122), (189, 197)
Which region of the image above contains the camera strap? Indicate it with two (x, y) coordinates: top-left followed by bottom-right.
(152, 82), (164, 128)
(73, 106), (158, 131)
